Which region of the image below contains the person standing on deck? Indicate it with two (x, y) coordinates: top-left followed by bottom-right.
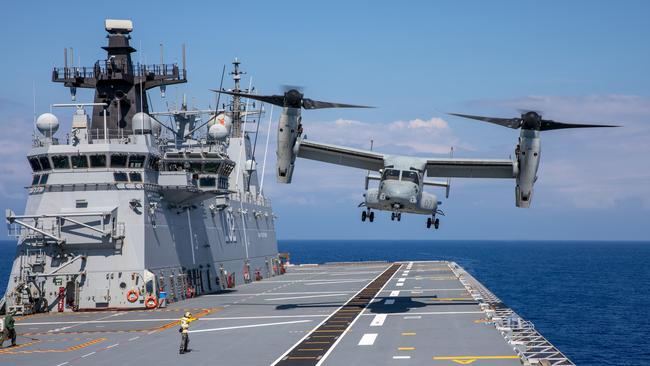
(179, 311), (195, 354)
(2, 310), (17, 347)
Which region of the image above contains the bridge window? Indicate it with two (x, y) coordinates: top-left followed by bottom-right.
(129, 172), (143, 182)
(39, 156), (51, 170)
(90, 154), (107, 168)
(204, 162), (219, 173)
(382, 169), (400, 181)
(113, 172), (128, 182)
(31, 175), (40, 185)
(199, 177), (216, 187)
(51, 155), (70, 169)
(148, 156), (160, 171)
(189, 162), (202, 172)
(39, 174), (49, 185)
(110, 154), (128, 168)
(29, 158), (42, 172)
(128, 155), (146, 168)
(402, 171), (419, 185)
(71, 155), (89, 169)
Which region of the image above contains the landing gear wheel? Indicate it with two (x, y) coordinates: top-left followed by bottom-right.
(434, 218), (440, 229)
(369, 212), (375, 222)
(391, 213), (395, 221)
(361, 211), (367, 222)
(397, 213), (401, 221)
(427, 217), (432, 228)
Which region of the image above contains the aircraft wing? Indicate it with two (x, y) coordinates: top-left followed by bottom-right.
(297, 139), (385, 171)
(425, 158), (516, 178)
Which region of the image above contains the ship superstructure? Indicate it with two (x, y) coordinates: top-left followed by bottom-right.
(2, 19), (280, 315)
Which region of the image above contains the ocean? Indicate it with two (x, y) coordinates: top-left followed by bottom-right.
(1, 239), (649, 366)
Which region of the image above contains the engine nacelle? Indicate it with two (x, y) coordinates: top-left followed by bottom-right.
(276, 107), (301, 183)
(515, 130), (541, 208)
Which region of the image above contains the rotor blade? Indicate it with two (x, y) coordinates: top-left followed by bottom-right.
(211, 89), (285, 107)
(448, 113), (522, 129)
(540, 120), (619, 131)
(302, 98), (373, 110)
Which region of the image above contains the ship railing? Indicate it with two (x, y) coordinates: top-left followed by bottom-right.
(228, 191), (272, 207)
(32, 135), (60, 148)
(52, 62), (184, 81)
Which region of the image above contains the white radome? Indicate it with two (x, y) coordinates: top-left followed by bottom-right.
(209, 123), (229, 140)
(245, 159), (257, 172)
(132, 112), (153, 133)
(208, 113), (232, 131)
(36, 113), (59, 137)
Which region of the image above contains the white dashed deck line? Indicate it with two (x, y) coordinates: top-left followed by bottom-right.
(389, 290), (400, 297)
(358, 333), (378, 346)
(396, 283), (404, 287)
(128, 336), (140, 341)
(393, 355), (411, 359)
(264, 293), (348, 301)
(370, 314), (387, 327)
(403, 316), (422, 319)
(398, 278), (405, 282)
(81, 352), (95, 358)
(56, 362), (69, 366)
(385, 299), (395, 305)
(106, 343), (119, 349)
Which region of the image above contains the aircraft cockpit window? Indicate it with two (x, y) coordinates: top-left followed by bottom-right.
(382, 169), (400, 181)
(51, 155), (70, 169)
(401, 171), (419, 185)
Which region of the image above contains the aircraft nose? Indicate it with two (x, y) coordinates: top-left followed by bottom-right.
(381, 183), (413, 202)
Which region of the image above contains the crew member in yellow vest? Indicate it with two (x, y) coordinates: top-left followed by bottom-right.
(179, 311), (195, 354)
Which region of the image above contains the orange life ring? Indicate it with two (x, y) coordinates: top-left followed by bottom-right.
(126, 289), (139, 303)
(145, 295), (158, 309)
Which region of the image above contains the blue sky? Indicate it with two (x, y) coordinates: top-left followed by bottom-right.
(0, 1), (648, 240)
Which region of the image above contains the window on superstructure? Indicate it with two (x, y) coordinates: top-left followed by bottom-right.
(113, 172), (128, 182)
(31, 175), (40, 185)
(29, 158), (42, 172)
(71, 155), (89, 169)
(148, 156), (160, 171)
(39, 156), (51, 170)
(129, 172), (143, 182)
(199, 177), (216, 187)
(90, 154), (107, 168)
(39, 174), (49, 185)
(110, 154), (127, 168)
(189, 162), (202, 172)
(204, 162), (219, 173)
(51, 155), (70, 169)
(128, 155), (146, 168)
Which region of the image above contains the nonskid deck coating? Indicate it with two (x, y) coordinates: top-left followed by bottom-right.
(1, 261), (565, 365)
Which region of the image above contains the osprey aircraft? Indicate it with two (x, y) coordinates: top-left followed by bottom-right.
(214, 89), (617, 229)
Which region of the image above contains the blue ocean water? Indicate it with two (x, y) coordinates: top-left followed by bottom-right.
(1, 240), (649, 365)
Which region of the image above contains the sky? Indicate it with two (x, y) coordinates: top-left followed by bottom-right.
(0, 1), (648, 240)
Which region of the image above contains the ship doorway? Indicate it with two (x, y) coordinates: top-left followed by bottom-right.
(65, 280), (78, 309)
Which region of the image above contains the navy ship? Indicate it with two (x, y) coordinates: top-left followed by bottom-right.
(1, 20), (574, 366)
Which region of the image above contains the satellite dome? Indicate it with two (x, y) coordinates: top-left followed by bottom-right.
(36, 113), (59, 137)
(245, 159), (257, 172)
(208, 123), (229, 140)
(132, 112), (152, 134)
(208, 113), (232, 132)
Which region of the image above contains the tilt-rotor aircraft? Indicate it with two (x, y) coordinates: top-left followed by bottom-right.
(215, 89), (617, 229)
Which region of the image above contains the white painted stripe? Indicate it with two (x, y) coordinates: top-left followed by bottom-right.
(393, 355), (411, 359)
(106, 343), (119, 349)
(202, 314), (326, 321)
(305, 279), (370, 286)
(358, 333), (378, 346)
(315, 264), (403, 366)
(403, 316), (422, 319)
(385, 299), (395, 305)
(190, 320), (312, 334)
(361, 311), (481, 317)
(128, 336), (140, 341)
(81, 352), (95, 358)
(398, 278), (405, 282)
(264, 293), (348, 301)
(389, 290), (400, 297)
(370, 314), (387, 327)
(56, 362), (69, 366)
(396, 283), (404, 287)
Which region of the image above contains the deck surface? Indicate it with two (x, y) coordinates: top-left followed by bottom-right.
(2, 261), (522, 365)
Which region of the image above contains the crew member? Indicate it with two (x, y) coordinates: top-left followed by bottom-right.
(179, 311), (195, 354)
(2, 310), (17, 347)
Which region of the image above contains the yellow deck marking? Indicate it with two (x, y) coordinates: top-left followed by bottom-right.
(398, 347), (416, 351)
(0, 338), (106, 355)
(401, 332), (416, 336)
(305, 341), (330, 344)
(433, 355), (520, 364)
(298, 348), (324, 351)
(287, 356), (318, 360)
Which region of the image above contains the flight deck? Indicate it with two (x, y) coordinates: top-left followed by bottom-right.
(2, 261), (573, 365)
